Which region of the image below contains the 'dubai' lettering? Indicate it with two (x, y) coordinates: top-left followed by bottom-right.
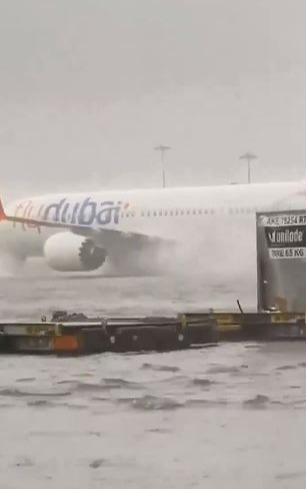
(43, 198), (66, 222)
(78, 198), (97, 225)
(96, 201), (122, 225)
(42, 197), (128, 226)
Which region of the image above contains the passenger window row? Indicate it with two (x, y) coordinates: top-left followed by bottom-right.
(120, 207), (259, 218)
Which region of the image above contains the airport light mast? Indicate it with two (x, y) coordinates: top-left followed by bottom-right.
(239, 152), (258, 184)
(155, 144), (171, 188)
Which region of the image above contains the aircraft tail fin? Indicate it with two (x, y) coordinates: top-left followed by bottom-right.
(0, 199), (7, 222)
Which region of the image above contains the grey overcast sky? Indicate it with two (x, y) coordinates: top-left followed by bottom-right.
(1, 0), (306, 199)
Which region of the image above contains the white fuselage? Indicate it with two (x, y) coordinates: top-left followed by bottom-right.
(1, 180), (306, 273)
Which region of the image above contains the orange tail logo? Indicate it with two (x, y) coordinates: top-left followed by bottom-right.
(0, 200), (6, 222)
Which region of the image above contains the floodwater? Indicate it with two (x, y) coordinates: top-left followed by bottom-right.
(0, 268), (306, 488)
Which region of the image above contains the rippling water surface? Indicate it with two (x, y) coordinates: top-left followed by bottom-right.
(0, 269), (306, 488)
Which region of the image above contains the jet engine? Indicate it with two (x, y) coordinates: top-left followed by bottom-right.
(43, 232), (106, 272)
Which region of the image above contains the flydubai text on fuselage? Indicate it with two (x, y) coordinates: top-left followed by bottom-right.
(1, 180), (306, 274)
(14, 197), (128, 228)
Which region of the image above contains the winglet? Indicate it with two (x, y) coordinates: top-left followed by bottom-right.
(0, 199), (6, 222)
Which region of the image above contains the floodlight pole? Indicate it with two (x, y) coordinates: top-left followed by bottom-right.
(155, 144), (171, 188)
(239, 152), (258, 184)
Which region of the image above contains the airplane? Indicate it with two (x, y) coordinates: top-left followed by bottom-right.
(1, 180), (306, 276)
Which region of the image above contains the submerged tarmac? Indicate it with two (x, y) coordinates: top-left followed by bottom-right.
(0, 270), (305, 488)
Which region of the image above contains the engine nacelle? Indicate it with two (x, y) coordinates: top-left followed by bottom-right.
(44, 232), (106, 272)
